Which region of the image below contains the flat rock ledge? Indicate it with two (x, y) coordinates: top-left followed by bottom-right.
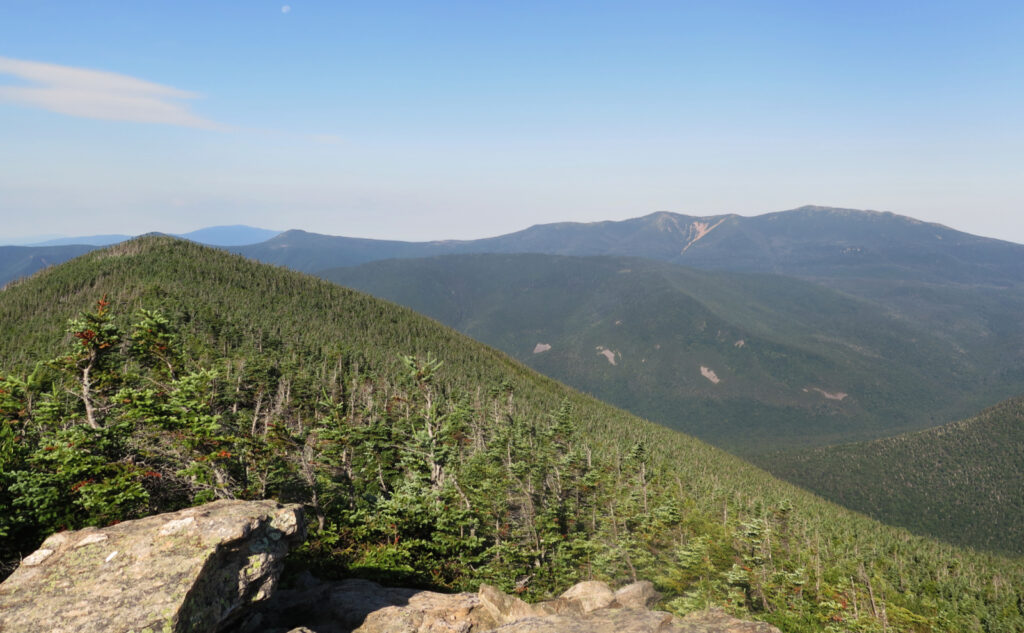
(237, 576), (780, 633)
(0, 499), (305, 633)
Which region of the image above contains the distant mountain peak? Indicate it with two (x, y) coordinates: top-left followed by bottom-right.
(178, 225), (281, 246)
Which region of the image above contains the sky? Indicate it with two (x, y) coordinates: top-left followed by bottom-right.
(2, 1), (1024, 244)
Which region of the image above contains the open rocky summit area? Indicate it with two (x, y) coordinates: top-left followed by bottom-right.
(0, 500), (779, 633)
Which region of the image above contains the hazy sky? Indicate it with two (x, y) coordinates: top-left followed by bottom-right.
(2, 1), (1023, 243)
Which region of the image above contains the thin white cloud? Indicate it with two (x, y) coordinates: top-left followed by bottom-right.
(0, 56), (221, 129)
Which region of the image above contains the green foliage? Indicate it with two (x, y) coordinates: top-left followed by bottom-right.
(129, 307), (181, 379)
(9, 421), (149, 528)
(762, 397), (1024, 555)
(61, 296), (122, 430)
(0, 237), (1021, 633)
(322, 253), (1024, 454)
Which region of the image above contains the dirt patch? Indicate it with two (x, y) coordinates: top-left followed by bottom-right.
(596, 346), (618, 365)
(700, 366), (720, 384)
(808, 387), (847, 401)
(734, 340), (745, 348)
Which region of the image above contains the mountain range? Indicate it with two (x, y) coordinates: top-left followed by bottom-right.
(20, 224), (281, 247)
(7, 206), (1024, 288)
(13, 204), (1023, 282)
(4, 208), (1023, 537)
(0, 236), (1021, 632)
(226, 205), (1024, 285)
(5, 207), (1023, 450)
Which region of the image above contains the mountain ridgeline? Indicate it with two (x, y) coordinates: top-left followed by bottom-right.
(228, 206), (1024, 286)
(1, 237), (1022, 633)
(9, 206), (1024, 291)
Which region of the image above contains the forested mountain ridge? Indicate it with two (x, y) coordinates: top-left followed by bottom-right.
(8, 207), (1024, 349)
(228, 206), (1024, 285)
(234, 208), (1024, 374)
(321, 253), (1023, 451)
(1, 237), (1022, 632)
(760, 396), (1024, 556)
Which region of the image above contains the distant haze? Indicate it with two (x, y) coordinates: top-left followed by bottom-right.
(8, 226), (281, 248)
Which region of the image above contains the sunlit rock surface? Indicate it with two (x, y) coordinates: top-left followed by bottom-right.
(0, 499), (304, 633)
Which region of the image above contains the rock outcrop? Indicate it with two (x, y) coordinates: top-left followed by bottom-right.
(0, 499), (305, 633)
(0, 500), (778, 633)
(237, 577), (779, 633)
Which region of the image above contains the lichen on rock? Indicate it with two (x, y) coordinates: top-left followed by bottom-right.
(0, 499), (305, 633)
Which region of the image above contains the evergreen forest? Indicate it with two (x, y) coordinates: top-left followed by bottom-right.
(762, 398), (1024, 556)
(321, 252), (1024, 452)
(1, 237), (1022, 633)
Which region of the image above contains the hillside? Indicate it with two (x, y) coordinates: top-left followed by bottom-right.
(1, 237), (1022, 632)
(236, 208), (1024, 380)
(760, 397), (1024, 556)
(321, 253), (1022, 451)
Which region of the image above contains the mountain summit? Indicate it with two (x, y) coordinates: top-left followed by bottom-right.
(230, 205), (1024, 287)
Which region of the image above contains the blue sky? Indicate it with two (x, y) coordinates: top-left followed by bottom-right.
(2, 1), (1023, 243)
